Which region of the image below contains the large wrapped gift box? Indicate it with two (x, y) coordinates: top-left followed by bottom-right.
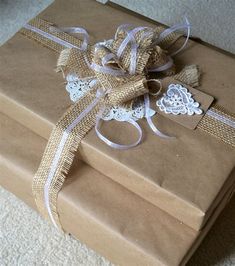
(1, 112), (235, 266)
(0, 0), (234, 231)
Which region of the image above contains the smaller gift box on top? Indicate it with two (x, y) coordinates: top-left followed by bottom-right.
(0, 0), (234, 231)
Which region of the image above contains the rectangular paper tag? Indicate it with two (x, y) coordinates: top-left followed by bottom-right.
(155, 77), (214, 130)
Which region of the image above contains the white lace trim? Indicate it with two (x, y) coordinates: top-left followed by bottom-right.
(65, 74), (97, 102)
(157, 83), (203, 116)
(65, 74), (155, 121)
(102, 99), (155, 122)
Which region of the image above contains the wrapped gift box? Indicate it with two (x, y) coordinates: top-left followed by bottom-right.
(1, 112), (235, 266)
(0, 0), (234, 231)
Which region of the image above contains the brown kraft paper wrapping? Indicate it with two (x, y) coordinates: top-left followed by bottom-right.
(1, 112), (235, 266)
(0, 0), (234, 230)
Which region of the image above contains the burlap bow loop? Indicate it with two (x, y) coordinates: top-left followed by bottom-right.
(56, 47), (94, 78)
(55, 24), (181, 98)
(147, 46), (175, 75)
(91, 38), (154, 107)
(104, 76), (148, 107)
(110, 25), (154, 74)
(92, 45), (124, 72)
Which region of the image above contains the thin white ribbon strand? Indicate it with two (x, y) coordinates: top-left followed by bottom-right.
(24, 24), (93, 69)
(147, 17), (190, 73)
(144, 94), (173, 139)
(95, 117), (142, 149)
(101, 53), (116, 66)
(116, 26), (150, 74)
(49, 26), (89, 51)
(154, 16), (191, 57)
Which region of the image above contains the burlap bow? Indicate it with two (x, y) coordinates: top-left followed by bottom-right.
(56, 27), (170, 105)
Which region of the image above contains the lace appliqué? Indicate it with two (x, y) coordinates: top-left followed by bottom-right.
(66, 74), (97, 102)
(157, 83), (203, 116)
(102, 99), (155, 122)
(66, 74), (155, 121)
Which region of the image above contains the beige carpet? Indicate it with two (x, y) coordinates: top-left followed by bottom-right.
(0, 187), (111, 266)
(0, 186), (234, 266)
(0, 0), (53, 46)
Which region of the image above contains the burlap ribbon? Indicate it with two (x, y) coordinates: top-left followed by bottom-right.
(20, 18), (235, 229)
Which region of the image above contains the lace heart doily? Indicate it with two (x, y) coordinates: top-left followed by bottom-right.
(157, 83), (203, 116)
(65, 74), (155, 121)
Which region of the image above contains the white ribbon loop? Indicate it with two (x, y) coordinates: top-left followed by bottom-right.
(48, 25), (90, 51)
(95, 117), (143, 150)
(144, 94), (174, 139)
(154, 16), (191, 56)
(101, 53), (116, 66)
(57, 27), (90, 51)
(116, 26), (151, 75)
(147, 17), (190, 73)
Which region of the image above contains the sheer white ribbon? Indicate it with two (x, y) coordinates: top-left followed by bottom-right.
(144, 94), (173, 139)
(116, 26), (151, 74)
(95, 117), (143, 149)
(154, 16), (191, 57)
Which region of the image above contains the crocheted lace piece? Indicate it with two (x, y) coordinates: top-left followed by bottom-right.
(66, 74), (155, 121)
(157, 83), (203, 115)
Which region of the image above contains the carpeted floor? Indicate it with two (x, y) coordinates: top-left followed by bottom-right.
(0, 186), (234, 265)
(0, 187), (111, 266)
(0, 0), (53, 46)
